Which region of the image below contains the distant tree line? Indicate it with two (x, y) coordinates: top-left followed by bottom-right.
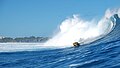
(0, 36), (49, 43)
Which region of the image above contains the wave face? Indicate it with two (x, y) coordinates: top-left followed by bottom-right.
(44, 9), (117, 47)
(0, 9), (120, 68)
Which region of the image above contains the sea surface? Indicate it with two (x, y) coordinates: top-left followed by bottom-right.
(0, 14), (120, 68)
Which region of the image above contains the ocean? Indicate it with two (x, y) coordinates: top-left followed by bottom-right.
(0, 11), (120, 68)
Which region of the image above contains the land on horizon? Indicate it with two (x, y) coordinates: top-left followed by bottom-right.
(0, 36), (49, 43)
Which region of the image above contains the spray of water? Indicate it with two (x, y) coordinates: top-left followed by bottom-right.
(44, 9), (120, 48)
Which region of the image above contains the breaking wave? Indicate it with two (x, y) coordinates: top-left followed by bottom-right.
(0, 8), (120, 52)
(44, 9), (120, 48)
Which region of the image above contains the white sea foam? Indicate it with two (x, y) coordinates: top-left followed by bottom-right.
(0, 43), (44, 52)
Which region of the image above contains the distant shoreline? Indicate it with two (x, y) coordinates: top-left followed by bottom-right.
(0, 42), (48, 43)
(0, 36), (49, 43)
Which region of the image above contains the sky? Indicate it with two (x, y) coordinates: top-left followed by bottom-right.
(0, 0), (120, 37)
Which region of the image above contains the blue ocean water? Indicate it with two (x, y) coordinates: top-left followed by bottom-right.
(0, 14), (120, 68)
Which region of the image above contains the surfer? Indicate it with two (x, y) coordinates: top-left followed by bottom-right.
(73, 42), (80, 47)
(73, 38), (85, 47)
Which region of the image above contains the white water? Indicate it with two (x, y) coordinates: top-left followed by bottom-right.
(0, 43), (44, 52)
(44, 9), (120, 48)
